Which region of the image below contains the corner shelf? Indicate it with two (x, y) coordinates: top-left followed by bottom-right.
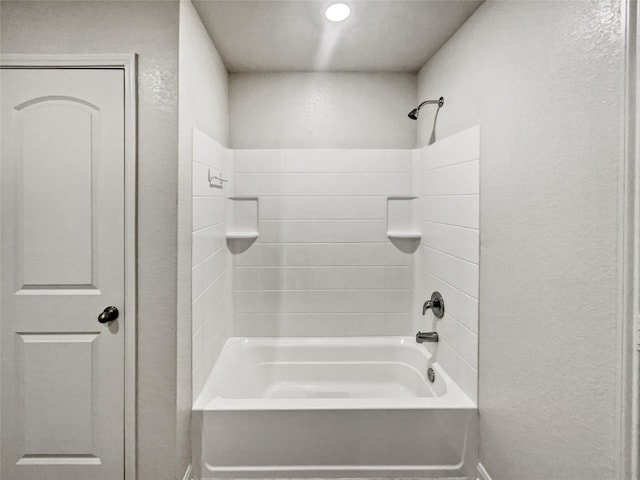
(226, 197), (259, 242)
(387, 197), (420, 243)
(387, 231), (421, 240)
(226, 232), (259, 240)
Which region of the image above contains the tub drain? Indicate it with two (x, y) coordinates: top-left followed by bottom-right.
(427, 367), (435, 383)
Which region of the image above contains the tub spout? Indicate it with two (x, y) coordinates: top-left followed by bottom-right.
(416, 331), (439, 343)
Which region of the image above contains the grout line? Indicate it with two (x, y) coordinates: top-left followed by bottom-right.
(233, 313), (401, 316)
(235, 289), (413, 293)
(192, 220), (224, 234)
(420, 268), (479, 302)
(258, 241), (389, 245)
(255, 263), (414, 267)
(457, 320), (479, 337)
(234, 312), (414, 315)
(260, 218), (386, 221)
(422, 192), (479, 197)
(421, 243), (479, 265)
(253, 195), (390, 198)
(423, 245), (479, 267)
(421, 193), (479, 198)
(258, 219), (385, 222)
(459, 352), (479, 372)
(420, 218), (478, 229)
(421, 156), (479, 172)
(193, 159), (225, 169)
(442, 309), (479, 335)
(191, 245), (225, 270)
(249, 193), (411, 197)
(236, 265), (410, 269)
(422, 220), (479, 232)
(236, 290), (413, 293)
(191, 268), (228, 305)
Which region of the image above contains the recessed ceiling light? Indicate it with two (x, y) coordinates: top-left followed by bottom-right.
(325, 3), (351, 22)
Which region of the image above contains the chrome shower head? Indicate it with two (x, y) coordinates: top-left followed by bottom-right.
(407, 96), (444, 120)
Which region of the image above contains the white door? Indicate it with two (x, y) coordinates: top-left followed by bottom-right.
(1, 68), (125, 480)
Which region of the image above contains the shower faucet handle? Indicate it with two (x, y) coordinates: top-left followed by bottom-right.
(422, 291), (444, 318)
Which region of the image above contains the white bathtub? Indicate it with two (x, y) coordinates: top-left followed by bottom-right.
(192, 337), (477, 479)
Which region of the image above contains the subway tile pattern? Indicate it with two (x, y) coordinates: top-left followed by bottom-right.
(416, 126), (480, 403)
(192, 129), (234, 398)
(193, 133), (479, 403)
(232, 149), (414, 336)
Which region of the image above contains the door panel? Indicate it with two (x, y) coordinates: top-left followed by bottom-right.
(19, 98), (97, 288)
(18, 332), (99, 456)
(1, 69), (125, 480)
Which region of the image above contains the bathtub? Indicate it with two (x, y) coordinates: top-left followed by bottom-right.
(192, 337), (477, 479)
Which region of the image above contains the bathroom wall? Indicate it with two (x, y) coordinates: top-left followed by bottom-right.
(416, 1), (624, 478)
(229, 72), (417, 149)
(415, 126), (480, 404)
(0, 2), (184, 478)
(178, 0), (230, 475)
(232, 149), (416, 336)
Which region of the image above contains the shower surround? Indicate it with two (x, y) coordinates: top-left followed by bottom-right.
(191, 125), (480, 477)
(226, 126), (479, 401)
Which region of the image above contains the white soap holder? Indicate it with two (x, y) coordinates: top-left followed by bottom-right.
(226, 232), (259, 240)
(387, 231), (421, 240)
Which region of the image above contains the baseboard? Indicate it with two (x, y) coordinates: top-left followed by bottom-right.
(182, 464), (192, 480)
(477, 462), (493, 480)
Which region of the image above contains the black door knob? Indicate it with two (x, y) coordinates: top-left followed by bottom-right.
(98, 306), (119, 324)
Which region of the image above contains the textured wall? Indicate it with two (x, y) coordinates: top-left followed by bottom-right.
(177, 1), (230, 476)
(232, 149), (415, 336)
(0, 2), (182, 478)
(417, 1), (624, 478)
(229, 72), (417, 149)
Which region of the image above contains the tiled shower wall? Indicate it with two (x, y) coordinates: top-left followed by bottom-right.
(415, 126), (480, 403)
(231, 149), (417, 336)
(191, 129), (479, 402)
(191, 129), (234, 397)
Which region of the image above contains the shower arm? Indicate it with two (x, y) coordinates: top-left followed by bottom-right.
(417, 97), (444, 110)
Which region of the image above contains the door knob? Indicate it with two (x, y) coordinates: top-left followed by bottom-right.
(98, 306), (119, 324)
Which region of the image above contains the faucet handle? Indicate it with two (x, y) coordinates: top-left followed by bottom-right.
(422, 291), (445, 318)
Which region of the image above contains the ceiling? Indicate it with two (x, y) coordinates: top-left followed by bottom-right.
(192, 0), (483, 73)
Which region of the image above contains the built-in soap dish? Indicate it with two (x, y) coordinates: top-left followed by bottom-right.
(225, 232), (259, 240)
(226, 197), (259, 243)
(387, 197), (420, 241)
(387, 231), (421, 240)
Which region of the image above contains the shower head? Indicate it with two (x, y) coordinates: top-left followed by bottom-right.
(408, 96), (444, 120)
